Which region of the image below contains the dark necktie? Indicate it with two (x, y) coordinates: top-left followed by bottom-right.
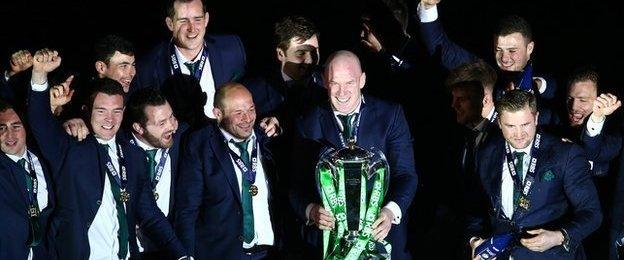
(18, 157), (42, 247)
(232, 140), (255, 243)
(512, 151), (526, 210)
(17, 158), (32, 189)
(184, 61), (198, 75)
(337, 113), (356, 141)
(102, 143), (129, 259)
(146, 149), (158, 182)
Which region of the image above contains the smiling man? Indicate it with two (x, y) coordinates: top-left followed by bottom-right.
(290, 50), (418, 259)
(135, 0), (246, 119)
(27, 49), (189, 259)
(467, 90), (601, 259)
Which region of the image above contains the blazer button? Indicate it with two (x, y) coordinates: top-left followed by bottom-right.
(238, 235), (244, 242)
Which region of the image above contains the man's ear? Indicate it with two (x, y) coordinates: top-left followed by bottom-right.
(95, 61), (107, 76)
(166, 16), (174, 31)
(213, 107), (222, 122)
(526, 41), (535, 58)
(276, 48), (285, 62)
(132, 122), (144, 135)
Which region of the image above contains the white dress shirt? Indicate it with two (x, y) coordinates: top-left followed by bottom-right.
(172, 45), (216, 118)
(220, 129), (275, 248)
(132, 134), (172, 216)
(501, 142), (532, 219)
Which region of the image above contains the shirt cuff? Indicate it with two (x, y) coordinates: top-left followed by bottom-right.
(586, 115), (605, 137)
(417, 2), (439, 23)
(535, 77), (547, 94)
(31, 81), (48, 92)
(384, 201), (402, 225)
(4, 70), (10, 82)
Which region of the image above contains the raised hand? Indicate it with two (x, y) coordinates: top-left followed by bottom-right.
(32, 48), (62, 85)
(50, 75), (75, 114)
(421, 0), (441, 10)
(8, 50), (33, 77)
(591, 93), (621, 122)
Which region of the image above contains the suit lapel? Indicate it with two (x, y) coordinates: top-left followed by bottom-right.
(205, 38), (225, 87)
(5, 157), (29, 207)
(320, 106), (342, 148)
(485, 142), (505, 211)
(210, 126), (241, 204)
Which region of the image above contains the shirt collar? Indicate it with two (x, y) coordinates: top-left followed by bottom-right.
(6, 148), (28, 163)
(174, 44), (204, 64)
(508, 140), (533, 156)
(132, 133), (157, 151)
(219, 128), (256, 146)
(281, 70), (293, 82)
(96, 136), (118, 154)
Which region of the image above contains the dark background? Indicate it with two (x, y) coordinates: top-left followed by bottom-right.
(1, 0), (622, 92)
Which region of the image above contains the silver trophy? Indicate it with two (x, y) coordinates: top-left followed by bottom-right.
(316, 141), (391, 259)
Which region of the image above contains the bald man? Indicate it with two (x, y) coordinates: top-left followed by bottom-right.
(290, 50), (418, 259)
(175, 82), (281, 259)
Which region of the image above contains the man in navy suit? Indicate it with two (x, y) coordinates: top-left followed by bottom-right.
(290, 50), (418, 259)
(415, 0), (557, 100)
(134, 0), (246, 119)
(468, 90), (602, 259)
(124, 87), (190, 258)
(0, 100), (55, 259)
(175, 82), (280, 259)
(27, 49), (188, 259)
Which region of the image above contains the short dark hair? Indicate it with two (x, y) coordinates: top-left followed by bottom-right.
(126, 87), (168, 128)
(0, 99), (14, 113)
(495, 89), (537, 115)
(167, 0), (205, 18)
(494, 15), (533, 42)
(274, 15), (318, 51)
(446, 60), (497, 93)
(85, 78), (126, 113)
(94, 34), (135, 65)
(450, 80), (485, 105)
(567, 66), (600, 91)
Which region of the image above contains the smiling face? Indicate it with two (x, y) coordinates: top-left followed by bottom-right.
(494, 32), (534, 72)
(90, 93), (124, 141)
(567, 80), (597, 127)
(97, 51), (136, 93)
(135, 102), (179, 149)
(166, 0), (208, 55)
(324, 52), (366, 114)
(0, 109), (27, 156)
(213, 86), (256, 139)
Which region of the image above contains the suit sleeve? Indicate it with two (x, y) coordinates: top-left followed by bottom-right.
(174, 132), (205, 255)
(561, 144), (602, 250)
(134, 149), (187, 258)
(582, 118), (622, 167)
(419, 19), (479, 70)
(288, 123), (323, 220)
(27, 86), (72, 177)
(385, 105), (418, 213)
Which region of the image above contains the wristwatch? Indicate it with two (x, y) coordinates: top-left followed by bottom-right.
(560, 228), (570, 251)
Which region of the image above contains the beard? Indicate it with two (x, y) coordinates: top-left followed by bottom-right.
(142, 130), (174, 149)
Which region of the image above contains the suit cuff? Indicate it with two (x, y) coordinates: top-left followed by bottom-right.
(31, 81), (48, 92)
(417, 3), (438, 23)
(305, 203), (315, 226)
(384, 201), (402, 225)
(586, 115), (605, 137)
(535, 76), (547, 94)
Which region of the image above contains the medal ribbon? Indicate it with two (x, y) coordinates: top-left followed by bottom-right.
(23, 151), (42, 247)
(169, 41), (208, 80)
(227, 141), (258, 184)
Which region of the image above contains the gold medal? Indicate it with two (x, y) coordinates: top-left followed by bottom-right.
(249, 185), (258, 196)
(28, 205), (39, 217)
(120, 190), (130, 203)
(154, 192), (159, 201)
(519, 196), (530, 210)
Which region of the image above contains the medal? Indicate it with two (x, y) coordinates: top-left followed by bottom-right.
(120, 190), (130, 202)
(519, 196), (530, 210)
(154, 192), (159, 201)
(28, 205), (39, 217)
(249, 185), (258, 196)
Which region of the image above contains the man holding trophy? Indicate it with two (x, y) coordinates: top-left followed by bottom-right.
(468, 90), (602, 259)
(290, 50), (418, 259)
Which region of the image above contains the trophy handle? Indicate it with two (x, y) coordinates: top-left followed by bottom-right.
(367, 147), (391, 197)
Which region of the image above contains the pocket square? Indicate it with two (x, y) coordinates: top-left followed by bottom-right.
(542, 170), (555, 181)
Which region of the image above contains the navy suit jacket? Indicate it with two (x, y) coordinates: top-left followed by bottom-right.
(290, 96), (418, 260)
(469, 132), (602, 259)
(0, 151), (55, 259)
(175, 122), (280, 259)
(419, 19), (557, 100)
(27, 90), (186, 259)
(134, 34), (246, 92)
